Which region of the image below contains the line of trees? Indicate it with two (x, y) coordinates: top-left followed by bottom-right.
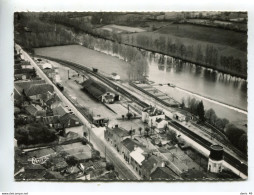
(76, 33), (149, 81)
(131, 34), (246, 77)
(183, 96), (247, 154)
(185, 97), (205, 122)
(205, 108), (229, 131)
(224, 123), (247, 154)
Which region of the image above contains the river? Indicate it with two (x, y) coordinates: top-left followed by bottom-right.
(34, 45), (247, 123)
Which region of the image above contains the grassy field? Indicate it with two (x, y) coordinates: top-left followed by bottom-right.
(155, 24), (247, 52)
(100, 24), (146, 33)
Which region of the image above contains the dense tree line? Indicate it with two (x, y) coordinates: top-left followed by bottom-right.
(14, 13), (76, 48)
(224, 124), (247, 154)
(15, 122), (57, 146)
(184, 97), (246, 154)
(205, 108), (229, 131)
(130, 34), (246, 77)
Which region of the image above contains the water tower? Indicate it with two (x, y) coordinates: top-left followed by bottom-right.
(207, 144), (224, 173)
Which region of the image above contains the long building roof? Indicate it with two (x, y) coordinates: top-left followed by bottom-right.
(82, 79), (109, 100)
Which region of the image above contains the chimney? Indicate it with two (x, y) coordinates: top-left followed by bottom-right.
(134, 145), (137, 151)
(115, 124), (118, 128)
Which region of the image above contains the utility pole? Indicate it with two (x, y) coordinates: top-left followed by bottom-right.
(68, 69), (70, 80)
(89, 123), (92, 142)
(105, 146), (107, 161)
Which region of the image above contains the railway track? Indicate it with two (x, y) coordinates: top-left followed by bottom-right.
(37, 55), (248, 176)
(168, 119), (248, 175)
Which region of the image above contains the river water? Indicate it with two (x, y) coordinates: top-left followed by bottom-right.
(34, 45), (247, 123)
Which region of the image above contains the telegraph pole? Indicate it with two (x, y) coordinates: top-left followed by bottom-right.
(105, 146), (107, 161)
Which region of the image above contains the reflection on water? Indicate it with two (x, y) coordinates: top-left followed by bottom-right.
(146, 51), (247, 112)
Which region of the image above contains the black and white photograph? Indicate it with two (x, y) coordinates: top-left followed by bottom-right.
(12, 11), (249, 182)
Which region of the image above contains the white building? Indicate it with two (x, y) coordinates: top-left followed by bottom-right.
(173, 112), (186, 122)
(142, 106), (165, 127)
(156, 118), (168, 129)
(42, 63), (53, 69)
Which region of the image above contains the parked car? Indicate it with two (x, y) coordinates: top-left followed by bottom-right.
(56, 82), (64, 91)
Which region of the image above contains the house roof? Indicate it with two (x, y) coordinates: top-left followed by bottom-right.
(121, 138), (143, 152)
(14, 68), (34, 75)
(156, 118), (163, 123)
(41, 115), (60, 125)
(59, 113), (82, 128)
(104, 94), (114, 100)
(46, 95), (61, 106)
(25, 104), (43, 116)
(108, 126), (129, 138)
(52, 105), (69, 117)
(150, 167), (175, 180)
(44, 171), (65, 180)
(82, 79), (108, 99)
(25, 83), (54, 97)
(42, 63), (52, 69)
(14, 80), (45, 94)
(142, 155), (162, 172)
(130, 147), (145, 165)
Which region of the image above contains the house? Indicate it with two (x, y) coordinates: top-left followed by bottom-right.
(53, 105), (72, 117)
(141, 155), (164, 179)
(173, 112), (186, 122)
(142, 106), (165, 127)
(43, 171), (65, 180)
(40, 115), (63, 130)
(58, 132), (81, 144)
(92, 115), (109, 127)
(104, 125), (130, 152)
(45, 94), (61, 109)
(82, 79), (120, 103)
(14, 74), (27, 81)
(24, 83), (54, 101)
(129, 147), (145, 176)
(120, 138), (144, 164)
(21, 62), (33, 69)
(42, 63), (53, 69)
(155, 118), (168, 129)
(101, 92), (115, 104)
(43, 69), (56, 79)
(111, 73), (120, 81)
(25, 104), (46, 117)
(14, 80), (45, 92)
(150, 166), (175, 180)
(59, 113), (83, 137)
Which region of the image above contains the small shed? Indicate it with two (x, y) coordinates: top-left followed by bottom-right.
(111, 73), (120, 81)
(42, 63), (52, 69)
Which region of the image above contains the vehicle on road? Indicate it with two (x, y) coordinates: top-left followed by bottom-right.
(56, 82), (64, 91)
